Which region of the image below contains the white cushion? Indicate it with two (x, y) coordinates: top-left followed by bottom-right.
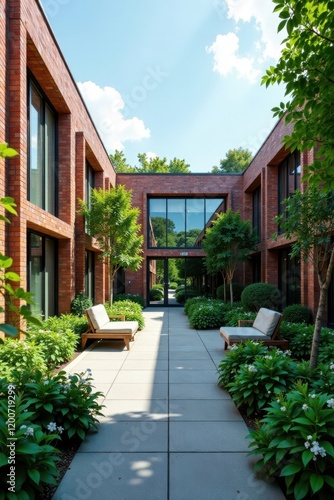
(97, 321), (138, 335)
(86, 305), (110, 330)
(252, 308), (282, 337)
(220, 326), (269, 342)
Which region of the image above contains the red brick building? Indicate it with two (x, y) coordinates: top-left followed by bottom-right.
(1, 0), (333, 325)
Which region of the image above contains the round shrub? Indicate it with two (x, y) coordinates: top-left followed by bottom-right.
(282, 304), (313, 324)
(216, 283), (244, 302)
(149, 288), (163, 301)
(184, 296), (209, 316)
(175, 288), (200, 304)
(241, 283), (282, 311)
(71, 292), (93, 316)
(188, 300), (225, 329)
(114, 293), (145, 308)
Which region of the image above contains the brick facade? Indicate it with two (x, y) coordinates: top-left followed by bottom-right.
(0, 0), (331, 324)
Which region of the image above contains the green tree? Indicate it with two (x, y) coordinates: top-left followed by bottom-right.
(137, 153), (191, 173)
(262, 0), (334, 189)
(79, 185), (144, 305)
(109, 150), (136, 172)
(274, 187), (334, 369)
(203, 210), (256, 305)
(211, 148), (253, 173)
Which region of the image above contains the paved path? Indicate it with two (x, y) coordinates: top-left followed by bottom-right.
(54, 307), (285, 500)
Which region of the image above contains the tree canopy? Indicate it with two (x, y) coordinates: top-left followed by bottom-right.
(274, 187), (334, 368)
(203, 210), (256, 304)
(78, 185), (144, 304)
(211, 148), (253, 173)
(263, 0), (334, 190)
(110, 150), (191, 174)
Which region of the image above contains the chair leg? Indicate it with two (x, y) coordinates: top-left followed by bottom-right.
(124, 337), (130, 350)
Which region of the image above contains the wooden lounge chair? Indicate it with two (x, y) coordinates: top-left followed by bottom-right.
(220, 307), (288, 350)
(82, 304), (138, 350)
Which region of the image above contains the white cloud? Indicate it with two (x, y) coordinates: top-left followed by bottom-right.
(208, 0), (284, 82)
(145, 151), (158, 161)
(77, 81), (150, 152)
(206, 33), (261, 83)
(223, 0), (284, 61)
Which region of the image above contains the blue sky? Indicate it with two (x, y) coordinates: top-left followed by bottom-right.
(40, 0), (286, 172)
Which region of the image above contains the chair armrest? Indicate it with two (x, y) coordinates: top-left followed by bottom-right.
(238, 319), (254, 327)
(109, 314), (125, 321)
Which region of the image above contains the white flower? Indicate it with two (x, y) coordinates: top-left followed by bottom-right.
(330, 363), (334, 370)
(247, 365), (257, 373)
(309, 393), (316, 398)
(20, 425), (27, 429)
(44, 380), (50, 385)
(302, 404), (308, 411)
(57, 426), (64, 434)
(47, 422), (57, 432)
(310, 441), (326, 457)
(307, 435), (313, 440)
(327, 398), (334, 409)
(304, 441), (310, 449)
(280, 406), (287, 412)
(25, 427), (34, 436)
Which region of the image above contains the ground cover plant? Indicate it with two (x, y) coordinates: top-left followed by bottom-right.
(105, 299), (145, 330)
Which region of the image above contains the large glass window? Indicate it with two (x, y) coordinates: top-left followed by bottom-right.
(85, 250), (95, 301)
(28, 79), (57, 214)
(28, 232), (57, 319)
(278, 151), (301, 226)
(148, 197), (225, 248)
(252, 187), (261, 243)
(278, 247), (301, 308)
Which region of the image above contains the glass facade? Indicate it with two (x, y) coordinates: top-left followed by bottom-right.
(278, 151), (301, 224)
(28, 79), (57, 214)
(148, 197), (225, 248)
(278, 247), (301, 308)
(28, 232), (57, 319)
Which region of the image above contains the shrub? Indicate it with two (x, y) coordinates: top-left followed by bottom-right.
(43, 314), (88, 336)
(228, 349), (297, 416)
(283, 304), (313, 324)
(21, 369), (105, 442)
(188, 299), (225, 329)
(241, 283), (282, 311)
(216, 282), (244, 302)
(222, 306), (256, 326)
(70, 292), (93, 316)
(248, 382), (334, 499)
(0, 339), (47, 379)
(169, 282), (178, 290)
(105, 300), (145, 330)
(27, 329), (79, 369)
(184, 296), (209, 316)
(149, 287), (163, 301)
(217, 340), (269, 387)
(114, 293), (145, 308)
(175, 288), (200, 304)
(0, 393), (60, 497)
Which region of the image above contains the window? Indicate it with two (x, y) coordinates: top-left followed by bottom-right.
(85, 161), (94, 207)
(252, 187), (261, 242)
(148, 197), (225, 248)
(278, 151), (301, 226)
(278, 248), (301, 308)
(85, 250), (95, 301)
(28, 232), (57, 319)
(28, 79), (57, 214)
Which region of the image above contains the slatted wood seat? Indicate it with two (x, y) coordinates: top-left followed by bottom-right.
(82, 304), (138, 350)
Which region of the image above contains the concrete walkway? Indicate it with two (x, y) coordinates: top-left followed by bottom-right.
(54, 307), (285, 500)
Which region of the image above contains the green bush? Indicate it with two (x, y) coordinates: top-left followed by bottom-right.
(70, 292), (93, 316)
(169, 282), (178, 290)
(223, 306), (256, 326)
(114, 293), (145, 308)
(248, 382), (334, 499)
(228, 349), (296, 416)
(241, 283), (282, 311)
(0, 393), (61, 498)
(105, 300), (145, 330)
(283, 304), (313, 324)
(21, 369), (105, 442)
(217, 340), (269, 387)
(44, 314), (88, 336)
(188, 299), (225, 329)
(149, 287), (163, 300)
(184, 296), (209, 316)
(152, 284), (163, 290)
(216, 283), (244, 302)
(27, 329), (79, 369)
(0, 339), (47, 379)
(175, 288), (200, 304)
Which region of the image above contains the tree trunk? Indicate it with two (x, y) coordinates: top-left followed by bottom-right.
(229, 281), (233, 306)
(309, 247), (334, 369)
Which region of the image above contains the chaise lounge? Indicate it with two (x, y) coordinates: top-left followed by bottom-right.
(82, 304), (138, 350)
(220, 307), (288, 350)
